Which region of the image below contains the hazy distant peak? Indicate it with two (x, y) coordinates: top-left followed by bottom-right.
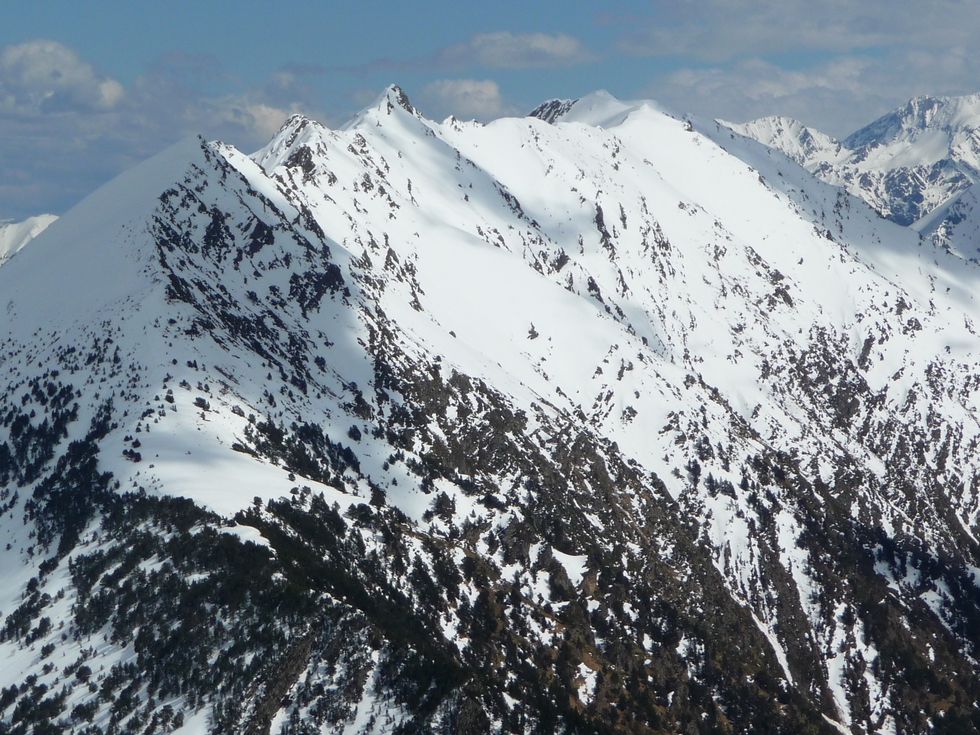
(0, 213), (58, 266)
(729, 91), (980, 226)
(725, 116), (844, 167)
(843, 92), (980, 150)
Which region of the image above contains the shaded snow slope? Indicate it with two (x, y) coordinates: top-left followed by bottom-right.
(1, 87), (979, 735)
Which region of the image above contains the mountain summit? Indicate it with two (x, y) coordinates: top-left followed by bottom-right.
(1, 88), (979, 734)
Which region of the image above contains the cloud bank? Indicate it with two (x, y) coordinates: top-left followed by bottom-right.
(0, 40), (124, 114)
(613, 0), (979, 61)
(0, 40), (320, 220)
(617, 1), (980, 136)
(344, 31), (596, 74)
(434, 31), (596, 70)
(420, 78), (507, 120)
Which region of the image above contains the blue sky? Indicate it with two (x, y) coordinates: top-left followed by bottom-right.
(4, 0), (980, 220)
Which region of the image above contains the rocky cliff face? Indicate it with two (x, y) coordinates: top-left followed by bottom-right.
(0, 87), (978, 735)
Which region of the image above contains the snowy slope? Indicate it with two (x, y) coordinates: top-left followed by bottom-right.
(0, 214), (57, 266)
(0, 87), (979, 735)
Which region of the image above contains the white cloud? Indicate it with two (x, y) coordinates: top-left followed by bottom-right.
(644, 48), (980, 137)
(0, 41), (324, 221)
(614, 0), (980, 61)
(603, 1), (980, 136)
(598, 0), (980, 135)
(437, 31), (596, 70)
(347, 31), (597, 73)
(422, 79), (506, 120)
(0, 40), (124, 113)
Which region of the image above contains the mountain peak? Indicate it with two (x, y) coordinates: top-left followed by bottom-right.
(270, 113), (322, 144)
(381, 83), (415, 115)
(363, 84), (419, 121)
(530, 89), (676, 129)
(842, 91), (980, 150)
(0, 135), (212, 338)
(338, 83), (427, 135)
(527, 98), (577, 124)
(253, 112), (331, 173)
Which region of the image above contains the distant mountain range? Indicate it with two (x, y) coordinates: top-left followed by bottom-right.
(727, 93), (980, 264)
(1, 87), (979, 735)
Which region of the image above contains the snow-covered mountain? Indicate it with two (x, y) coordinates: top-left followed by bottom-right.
(0, 214), (57, 266)
(1, 86), (979, 735)
(729, 93), (980, 226)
